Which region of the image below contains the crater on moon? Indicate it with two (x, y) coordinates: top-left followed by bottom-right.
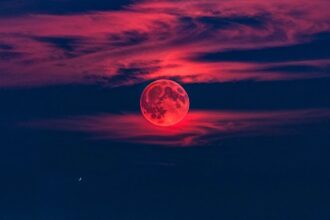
(140, 79), (190, 126)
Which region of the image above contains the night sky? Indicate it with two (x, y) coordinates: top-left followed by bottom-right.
(1, 0), (330, 219)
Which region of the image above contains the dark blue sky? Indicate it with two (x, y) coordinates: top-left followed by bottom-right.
(0, 0), (330, 219)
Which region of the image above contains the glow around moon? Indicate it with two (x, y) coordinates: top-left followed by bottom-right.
(140, 79), (190, 127)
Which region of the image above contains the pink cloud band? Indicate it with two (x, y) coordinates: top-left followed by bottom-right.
(27, 109), (330, 146)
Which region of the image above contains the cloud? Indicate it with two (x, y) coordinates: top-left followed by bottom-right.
(85, 60), (162, 85)
(251, 63), (330, 74)
(0, 0), (133, 17)
(33, 36), (79, 51)
(26, 109), (330, 146)
(193, 33), (330, 63)
(195, 15), (267, 29)
(0, 0), (329, 87)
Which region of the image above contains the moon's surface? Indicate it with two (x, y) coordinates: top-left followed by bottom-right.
(140, 79), (190, 126)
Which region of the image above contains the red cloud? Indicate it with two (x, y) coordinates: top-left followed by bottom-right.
(0, 0), (329, 87)
(27, 109), (330, 146)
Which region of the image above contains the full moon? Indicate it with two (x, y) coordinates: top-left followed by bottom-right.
(140, 79), (190, 127)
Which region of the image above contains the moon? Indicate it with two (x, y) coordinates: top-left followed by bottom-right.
(140, 79), (190, 127)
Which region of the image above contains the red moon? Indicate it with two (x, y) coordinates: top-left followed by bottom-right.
(140, 79), (190, 127)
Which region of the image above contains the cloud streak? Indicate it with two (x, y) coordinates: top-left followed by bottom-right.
(0, 0), (329, 87)
(27, 109), (330, 146)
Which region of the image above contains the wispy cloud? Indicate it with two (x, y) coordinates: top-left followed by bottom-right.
(27, 109), (330, 146)
(0, 0), (329, 87)
(0, 0), (133, 16)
